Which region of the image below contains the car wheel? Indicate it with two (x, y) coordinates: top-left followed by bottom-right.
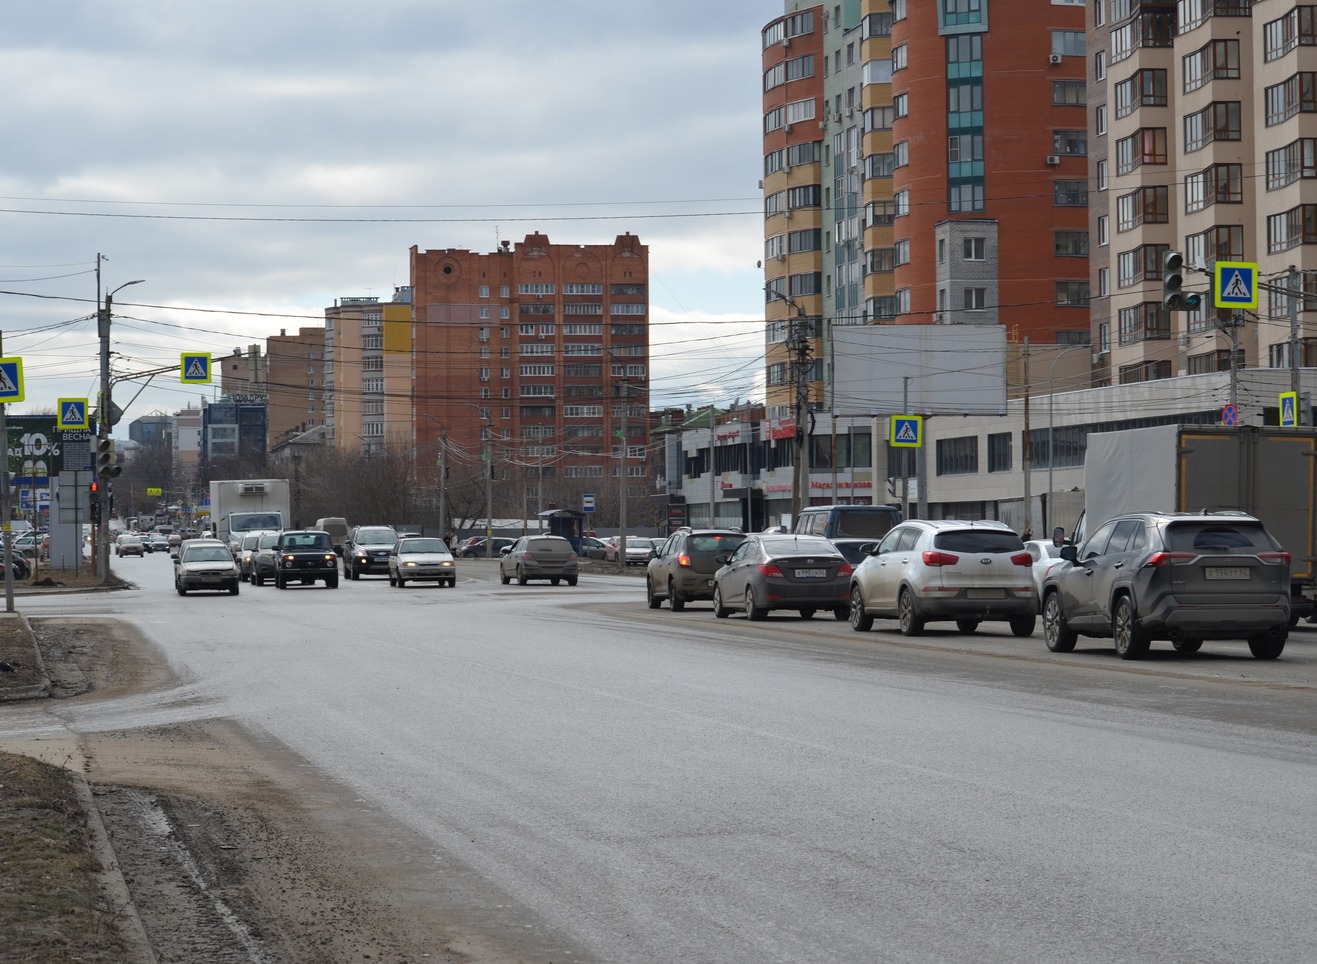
(833, 605), (848, 622)
(849, 586), (874, 632)
(229, 584), (239, 596)
(176, 583), (187, 596)
(388, 572), (395, 586)
(898, 588), (925, 637)
(799, 608), (815, 619)
(1248, 634), (1286, 660)
(517, 567), (528, 586)
(955, 618), (979, 634)
(326, 576), (338, 589)
(551, 577), (560, 586)
(397, 574), (406, 587)
(1112, 596), (1148, 659)
(712, 585), (730, 619)
(745, 587), (767, 621)
(646, 577), (662, 609)
(668, 579), (685, 612)
(1171, 638), (1202, 654)
(276, 574), (285, 590)
(349, 564), (360, 581)
(499, 569), (510, 585)
(1008, 615), (1036, 637)
(1042, 592), (1077, 653)
(566, 576), (578, 587)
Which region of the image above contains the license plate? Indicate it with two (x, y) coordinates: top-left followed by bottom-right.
(795, 568), (826, 578)
(1206, 567), (1250, 580)
(967, 588), (1004, 599)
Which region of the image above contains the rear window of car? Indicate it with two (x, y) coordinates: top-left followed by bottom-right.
(832, 509), (900, 539)
(527, 538), (568, 551)
(688, 534), (746, 553)
(934, 531), (1026, 553)
(1165, 523), (1274, 552)
(762, 536), (838, 555)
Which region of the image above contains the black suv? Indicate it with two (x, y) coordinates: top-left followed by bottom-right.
(272, 530), (339, 589)
(646, 528), (747, 611)
(343, 525), (398, 579)
(1040, 511), (1291, 660)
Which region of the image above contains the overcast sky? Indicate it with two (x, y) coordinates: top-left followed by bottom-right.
(0, 1), (777, 429)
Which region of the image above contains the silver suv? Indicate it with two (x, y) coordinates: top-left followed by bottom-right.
(1041, 511), (1291, 660)
(848, 520), (1037, 637)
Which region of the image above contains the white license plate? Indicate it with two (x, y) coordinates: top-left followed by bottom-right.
(795, 568), (826, 578)
(966, 588), (1004, 599)
(1206, 567), (1250, 580)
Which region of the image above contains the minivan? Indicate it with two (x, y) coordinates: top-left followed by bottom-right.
(314, 517), (350, 555)
(793, 504), (902, 563)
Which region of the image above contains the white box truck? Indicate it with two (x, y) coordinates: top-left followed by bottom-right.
(208, 479), (291, 551)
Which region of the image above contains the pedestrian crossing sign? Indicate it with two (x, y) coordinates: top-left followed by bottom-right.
(0, 357), (24, 403)
(57, 398), (89, 430)
(1214, 261), (1258, 310)
(890, 415), (923, 448)
(180, 352), (212, 384)
(1280, 391), (1299, 427)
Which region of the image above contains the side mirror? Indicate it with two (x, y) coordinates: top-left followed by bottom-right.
(1060, 544), (1077, 562)
(499, 546), (512, 556)
(859, 542), (878, 556)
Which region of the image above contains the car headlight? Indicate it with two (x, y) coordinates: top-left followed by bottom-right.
(402, 561), (416, 568)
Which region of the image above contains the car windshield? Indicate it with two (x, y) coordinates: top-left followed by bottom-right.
(934, 531), (1026, 553)
(401, 539), (448, 553)
(286, 533), (332, 550)
(183, 546), (232, 562)
(258, 533), (280, 549)
(356, 528), (396, 545)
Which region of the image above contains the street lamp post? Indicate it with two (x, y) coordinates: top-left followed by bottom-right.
(98, 274), (144, 583)
(1046, 345), (1091, 535)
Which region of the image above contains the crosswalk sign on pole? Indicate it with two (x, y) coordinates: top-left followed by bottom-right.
(890, 415), (923, 448)
(57, 398), (89, 430)
(1214, 261), (1258, 310)
(180, 352), (213, 384)
(1280, 391), (1299, 428)
(0, 357), (24, 403)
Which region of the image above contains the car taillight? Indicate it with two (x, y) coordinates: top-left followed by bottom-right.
(758, 563), (784, 577)
(837, 562), (852, 577)
(677, 554), (692, 568)
(522, 552), (534, 562)
(1010, 552), (1033, 567)
(1145, 552), (1196, 567)
(921, 551), (959, 567)
(568, 552), (578, 561)
(1259, 551), (1291, 565)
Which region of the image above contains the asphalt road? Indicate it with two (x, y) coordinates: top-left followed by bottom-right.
(12, 553), (1317, 963)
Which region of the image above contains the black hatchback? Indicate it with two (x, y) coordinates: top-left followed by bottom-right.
(1040, 511), (1291, 660)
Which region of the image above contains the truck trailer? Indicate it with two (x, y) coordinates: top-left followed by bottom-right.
(1081, 424), (1317, 619)
(208, 479), (291, 551)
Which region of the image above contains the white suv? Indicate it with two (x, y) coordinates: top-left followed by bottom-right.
(848, 520), (1037, 637)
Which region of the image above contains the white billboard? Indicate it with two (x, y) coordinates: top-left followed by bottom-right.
(831, 324), (1008, 416)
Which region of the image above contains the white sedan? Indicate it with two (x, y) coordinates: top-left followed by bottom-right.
(1023, 540), (1069, 603)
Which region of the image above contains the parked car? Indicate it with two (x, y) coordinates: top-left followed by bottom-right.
(499, 535), (579, 586)
(114, 533), (145, 558)
(237, 530), (278, 581)
(342, 525), (398, 579)
(580, 536), (609, 560)
(388, 536), (457, 587)
(249, 531), (283, 586)
(458, 537), (515, 559)
(712, 533), (851, 620)
(174, 539), (241, 595)
(1023, 539), (1069, 604)
(848, 520), (1037, 637)
(606, 537), (661, 565)
(646, 528), (748, 611)
(270, 530), (338, 589)
(1040, 511), (1291, 660)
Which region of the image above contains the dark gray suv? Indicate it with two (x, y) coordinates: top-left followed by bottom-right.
(646, 528), (747, 611)
(1040, 512), (1291, 660)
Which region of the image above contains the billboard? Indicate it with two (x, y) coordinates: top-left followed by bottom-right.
(7, 414), (93, 513)
(831, 324), (1008, 416)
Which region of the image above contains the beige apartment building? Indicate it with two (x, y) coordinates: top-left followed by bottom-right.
(1090, 0), (1317, 386)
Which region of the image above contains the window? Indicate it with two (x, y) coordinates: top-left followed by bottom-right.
(1095, 50), (1106, 81)
(1183, 102), (1241, 152)
(1267, 138), (1317, 190)
(949, 183), (985, 213)
(1118, 360), (1172, 384)
(1053, 80), (1087, 106)
(987, 433), (1012, 473)
(963, 237), (986, 260)
(1052, 130), (1088, 155)
(1186, 225), (1244, 265)
(1097, 159), (1109, 192)
(1184, 164), (1243, 212)
(1117, 303), (1170, 344)
(1266, 73), (1317, 126)
(1265, 7), (1317, 61)
(1183, 40), (1240, 93)
(1115, 128), (1167, 174)
(893, 141), (909, 168)
(1098, 266), (1110, 297)
(936, 436), (979, 476)
(1097, 215), (1109, 246)
(1055, 281), (1090, 306)
(1114, 68), (1167, 117)
(1055, 231), (1089, 257)
(1117, 186), (1169, 230)
(1095, 104), (1107, 136)
(895, 239), (911, 265)
(1054, 180), (1089, 206)
(893, 92), (908, 118)
(963, 288), (987, 310)
(1117, 244), (1169, 288)
(1051, 30), (1085, 56)
(892, 44), (907, 71)
(1268, 205), (1317, 253)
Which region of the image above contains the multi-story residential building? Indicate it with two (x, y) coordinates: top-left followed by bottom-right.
(266, 327), (327, 448)
(409, 233), (651, 514)
(762, 1), (1091, 421)
(323, 293), (393, 456)
(1090, 0), (1317, 387)
(217, 345), (266, 397)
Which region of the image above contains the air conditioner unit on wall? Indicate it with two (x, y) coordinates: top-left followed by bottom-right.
(1049, 53), (1063, 65)
(784, 122), (793, 133)
(1046, 155), (1062, 166)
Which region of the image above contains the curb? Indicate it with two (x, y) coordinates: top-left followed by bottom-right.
(0, 611), (52, 702)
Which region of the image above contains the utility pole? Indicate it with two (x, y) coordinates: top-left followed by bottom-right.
(618, 381), (628, 570)
(0, 330), (12, 612)
(97, 266), (145, 584)
(1022, 338), (1031, 539)
(437, 432), (447, 545)
(1290, 265), (1303, 421)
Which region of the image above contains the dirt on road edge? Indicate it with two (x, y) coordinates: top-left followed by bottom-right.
(1, 615), (486, 964)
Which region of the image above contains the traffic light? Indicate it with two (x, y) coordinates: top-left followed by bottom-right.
(1162, 251), (1202, 312)
(89, 480), (99, 496)
(95, 438), (121, 479)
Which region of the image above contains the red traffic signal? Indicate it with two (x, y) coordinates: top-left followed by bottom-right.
(89, 480), (100, 494)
